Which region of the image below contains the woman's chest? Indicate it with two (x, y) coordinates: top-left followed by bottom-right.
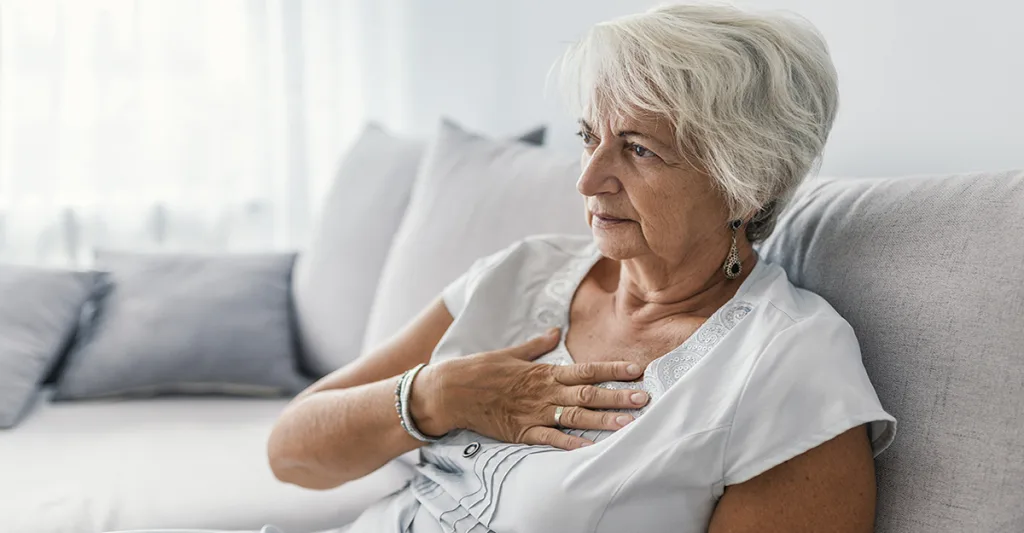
(565, 304), (708, 368)
(564, 294), (709, 367)
(425, 301), (763, 532)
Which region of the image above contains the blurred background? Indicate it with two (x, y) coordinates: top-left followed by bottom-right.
(1, 0), (1021, 267)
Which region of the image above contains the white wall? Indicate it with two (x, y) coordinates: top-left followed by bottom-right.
(360, 0), (1024, 177)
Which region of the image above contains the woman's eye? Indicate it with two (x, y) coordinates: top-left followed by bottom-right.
(576, 130), (596, 146)
(630, 143), (655, 158)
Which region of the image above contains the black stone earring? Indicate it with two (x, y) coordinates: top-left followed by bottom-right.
(723, 219), (743, 280)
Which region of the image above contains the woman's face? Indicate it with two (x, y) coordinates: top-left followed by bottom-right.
(577, 113), (732, 263)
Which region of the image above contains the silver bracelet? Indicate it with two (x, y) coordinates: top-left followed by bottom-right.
(395, 363), (441, 443)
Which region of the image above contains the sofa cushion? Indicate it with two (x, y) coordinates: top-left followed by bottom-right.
(759, 170), (1024, 533)
(294, 123), (546, 378)
(55, 252), (309, 400)
(0, 266), (95, 427)
(0, 390), (415, 533)
(360, 119), (588, 356)
(292, 124), (425, 379)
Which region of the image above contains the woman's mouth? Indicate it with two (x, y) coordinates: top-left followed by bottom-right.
(592, 214), (630, 228)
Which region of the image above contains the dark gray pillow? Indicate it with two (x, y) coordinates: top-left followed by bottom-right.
(54, 252), (309, 400)
(0, 266), (96, 426)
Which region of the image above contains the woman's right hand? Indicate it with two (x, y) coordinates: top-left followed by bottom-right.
(409, 327), (650, 450)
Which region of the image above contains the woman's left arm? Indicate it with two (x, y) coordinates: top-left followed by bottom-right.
(708, 424), (878, 533)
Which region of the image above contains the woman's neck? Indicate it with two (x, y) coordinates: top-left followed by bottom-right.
(602, 244), (758, 327)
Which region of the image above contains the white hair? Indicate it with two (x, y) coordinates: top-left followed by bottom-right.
(556, 2), (839, 242)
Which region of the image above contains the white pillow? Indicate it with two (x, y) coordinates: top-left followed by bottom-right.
(361, 120), (589, 355)
(293, 124), (425, 377)
(294, 122), (547, 377)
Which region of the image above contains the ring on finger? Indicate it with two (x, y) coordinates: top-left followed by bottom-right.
(553, 405), (566, 428)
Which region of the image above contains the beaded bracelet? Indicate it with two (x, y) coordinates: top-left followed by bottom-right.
(394, 363), (441, 443)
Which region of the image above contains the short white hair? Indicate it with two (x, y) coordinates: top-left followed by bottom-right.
(556, 2), (839, 242)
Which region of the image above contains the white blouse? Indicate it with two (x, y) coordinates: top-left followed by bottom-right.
(346, 234), (896, 533)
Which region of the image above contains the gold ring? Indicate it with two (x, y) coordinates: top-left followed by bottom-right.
(553, 406), (565, 428)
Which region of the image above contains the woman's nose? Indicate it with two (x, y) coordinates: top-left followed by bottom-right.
(577, 147), (620, 196)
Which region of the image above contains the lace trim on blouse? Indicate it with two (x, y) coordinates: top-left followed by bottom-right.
(530, 244), (754, 442)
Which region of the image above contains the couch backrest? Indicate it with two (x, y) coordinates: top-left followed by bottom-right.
(760, 170), (1024, 532)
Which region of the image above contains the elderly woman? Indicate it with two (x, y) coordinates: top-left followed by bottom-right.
(269, 4), (897, 533)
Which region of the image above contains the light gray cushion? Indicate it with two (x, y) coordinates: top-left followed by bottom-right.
(293, 122), (546, 378)
(759, 170), (1024, 533)
(293, 124), (425, 379)
(55, 252), (309, 400)
(0, 266), (95, 427)
(360, 119), (587, 357)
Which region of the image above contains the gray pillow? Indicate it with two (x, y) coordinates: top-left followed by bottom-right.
(759, 170), (1024, 533)
(0, 266), (96, 427)
(54, 252), (310, 400)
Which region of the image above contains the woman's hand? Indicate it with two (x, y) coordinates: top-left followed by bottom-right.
(410, 327), (649, 450)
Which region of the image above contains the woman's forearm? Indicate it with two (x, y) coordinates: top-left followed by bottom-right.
(267, 299), (455, 489)
(267, 376), (425, 489)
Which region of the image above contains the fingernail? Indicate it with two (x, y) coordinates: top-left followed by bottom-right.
(616, 415), (633, 426)
(630, 392), (648, 405)
(627, 364), (641, 375)
(580, 441), (594, 447)
(548, 327), (560, 337)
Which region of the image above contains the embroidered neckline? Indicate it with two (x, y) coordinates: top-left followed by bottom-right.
(532, 242), (759, 419)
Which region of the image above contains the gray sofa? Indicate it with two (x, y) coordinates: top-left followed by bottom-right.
(761, 170), (1024, 531)
(2, 164), (1020, 533)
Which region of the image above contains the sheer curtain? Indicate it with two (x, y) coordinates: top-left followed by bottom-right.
(0, 0), (365, 267)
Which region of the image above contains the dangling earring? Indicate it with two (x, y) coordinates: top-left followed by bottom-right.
(723, 219), (743, 280)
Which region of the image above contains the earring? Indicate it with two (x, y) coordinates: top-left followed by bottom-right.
(723, 219), (743, 280)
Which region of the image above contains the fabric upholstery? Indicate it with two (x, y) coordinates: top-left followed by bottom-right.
(293, 123), (545, 378)
(0, 266), (95, 427)
(292, 124), (425, 378)
(360, 119), (588, 356)
(759, 170), (1024, 532)
(0, 389), (414, 533)
(55, 252), (309, 400)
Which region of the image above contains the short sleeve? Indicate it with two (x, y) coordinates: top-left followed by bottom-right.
(722, 313), (897, 486)
(441, 243), (520, 319)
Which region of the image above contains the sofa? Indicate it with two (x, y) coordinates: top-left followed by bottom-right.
(0, 118), (1021, 533)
